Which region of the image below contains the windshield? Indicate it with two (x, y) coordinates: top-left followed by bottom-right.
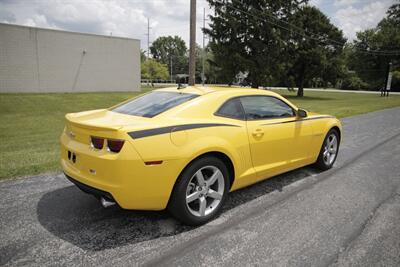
(112, 91), (199, 118)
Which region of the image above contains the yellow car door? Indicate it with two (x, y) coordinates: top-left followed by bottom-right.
(240, 95), (313, 181)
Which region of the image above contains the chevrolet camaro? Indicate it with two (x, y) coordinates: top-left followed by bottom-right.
(61, 86), (341, 225)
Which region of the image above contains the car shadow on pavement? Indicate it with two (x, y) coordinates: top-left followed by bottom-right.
(36, 166), (321, 251)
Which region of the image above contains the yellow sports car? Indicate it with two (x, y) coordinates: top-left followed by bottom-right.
(61, 86), (341, 225)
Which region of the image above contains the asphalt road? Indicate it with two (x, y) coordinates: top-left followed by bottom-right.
(1, 107), (400, 267)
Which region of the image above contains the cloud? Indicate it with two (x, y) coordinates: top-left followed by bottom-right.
(0, 8), (16, 23)
(309, 0), (322, 6)
(333, 0), (359, 7)
(1, 0), (391, 48)
(0, 0), (212, 50)
(333, 0), (393, 40)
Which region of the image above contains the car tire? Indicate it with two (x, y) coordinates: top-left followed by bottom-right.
(315, 129), (340, 170)
(168, 156), (230, 226)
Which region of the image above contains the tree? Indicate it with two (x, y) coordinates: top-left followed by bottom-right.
(140, 50), (147, 63)
(194, 44), (216, 84)
(347, 3), (400, 91)
(387, 2), (400, 22)
(150, 36), (188, 79)
(288, 6), (346, 96)
(341, 74), (368, 90)
(205, 51), (220, 84)
(205, 0), (307, 88)
(141, 59), (169, 86)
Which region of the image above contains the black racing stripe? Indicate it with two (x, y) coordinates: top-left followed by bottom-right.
(266, 120), (296, 125)
(261, 116), (335, 126)
(128, 123), (241, 139)
(303, 115), (335, 121)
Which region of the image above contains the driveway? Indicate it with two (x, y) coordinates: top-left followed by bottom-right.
(1, 107), (400, 266)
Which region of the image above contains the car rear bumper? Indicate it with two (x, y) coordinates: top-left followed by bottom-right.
(64, 173), (115, 202)
(60, 131), (187, 210)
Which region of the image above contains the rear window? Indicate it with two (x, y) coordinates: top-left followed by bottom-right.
(112, 91), (199, 118)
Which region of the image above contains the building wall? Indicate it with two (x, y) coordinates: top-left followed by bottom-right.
(0, 23), (140, 93)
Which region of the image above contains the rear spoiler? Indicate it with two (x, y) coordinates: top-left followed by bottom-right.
(65, 114), (122, 131)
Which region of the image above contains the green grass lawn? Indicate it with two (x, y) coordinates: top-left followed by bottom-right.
(274, 90), (400, 118)
(1, 87), (400, 180)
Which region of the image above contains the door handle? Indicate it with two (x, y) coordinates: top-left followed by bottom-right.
(252, 128), (264, 137)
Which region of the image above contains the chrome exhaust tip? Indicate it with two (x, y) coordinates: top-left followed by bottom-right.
(100, 197), (116, 208)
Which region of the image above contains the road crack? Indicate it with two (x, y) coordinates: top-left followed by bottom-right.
(328, 189), (400, 266)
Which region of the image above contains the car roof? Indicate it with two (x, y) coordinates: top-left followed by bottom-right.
(155, 85), (279, 97)
(151, 85), (299, 120)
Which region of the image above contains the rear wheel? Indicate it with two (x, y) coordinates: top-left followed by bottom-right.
(168, 156), (230, 226)
(315, 129), (340, 170)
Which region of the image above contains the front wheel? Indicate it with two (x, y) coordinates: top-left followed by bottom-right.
(168, 156), (230, 226)
(315, 129), (340, 170)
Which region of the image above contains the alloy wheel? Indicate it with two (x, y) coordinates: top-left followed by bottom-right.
(323, 133), (338, 165)
(185, 165), (225, 217)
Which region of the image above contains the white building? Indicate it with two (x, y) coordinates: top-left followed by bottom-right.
(0, 23), (140, 93)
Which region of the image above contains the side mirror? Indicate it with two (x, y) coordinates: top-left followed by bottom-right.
(297, 108), (308, 118)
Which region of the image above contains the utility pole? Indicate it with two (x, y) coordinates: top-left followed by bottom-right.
(146, 18), (151, 59)
(202, 7), (206, 86)
(384, 62), (393, 97)
(170, 56), (173, 83)
(188, 0), (196, 86)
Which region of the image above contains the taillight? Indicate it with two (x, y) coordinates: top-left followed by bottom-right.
(107, 139), (125, 153)
(91, 136), (104, 149)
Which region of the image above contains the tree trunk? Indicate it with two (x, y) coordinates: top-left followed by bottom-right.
(251, 82), (259, 89)
(297, 80), (304, 97)
(297, 66), (305, 97)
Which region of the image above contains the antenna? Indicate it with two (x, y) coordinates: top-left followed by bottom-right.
(145, 18), (152, 59)
(202, 7), (206, 86)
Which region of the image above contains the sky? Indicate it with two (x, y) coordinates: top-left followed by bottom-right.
(0, 0), (396, 52)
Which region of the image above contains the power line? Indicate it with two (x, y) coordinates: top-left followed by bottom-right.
(214, 1), (400, 56)
(309, 0), (387, 8)
(227, 3), (400, 55)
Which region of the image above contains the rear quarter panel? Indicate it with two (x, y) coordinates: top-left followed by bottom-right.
(128, 119), (256, 191)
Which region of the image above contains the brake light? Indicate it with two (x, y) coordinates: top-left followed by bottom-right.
(107, 139), (125, 153)
(91, 136), (104, 149)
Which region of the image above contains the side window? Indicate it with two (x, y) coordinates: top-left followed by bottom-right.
(215, 98), (245, 120)
(240, 96), (295, 120)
